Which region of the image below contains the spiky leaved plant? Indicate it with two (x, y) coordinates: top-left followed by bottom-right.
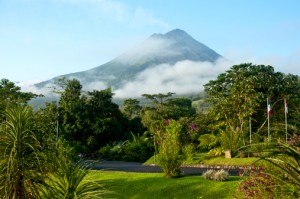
(44, 159), (109, 199)
(0, 105), (47, 198)
(239, 140), (300, 198)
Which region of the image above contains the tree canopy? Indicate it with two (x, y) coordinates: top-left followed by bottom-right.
(204, 63), (300, 156)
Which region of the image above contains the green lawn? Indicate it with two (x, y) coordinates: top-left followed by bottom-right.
(87, 171), (241, 199)
(202, 157), (258, 166)
(145, 153), (259, 166)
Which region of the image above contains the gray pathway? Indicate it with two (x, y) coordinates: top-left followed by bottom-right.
(89, 161), (242, 176)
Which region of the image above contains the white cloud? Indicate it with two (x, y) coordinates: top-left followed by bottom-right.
(83, 81), (108, 91)
(114, 58), (232, 98)
(225, 48), (300, 75)
(59, 0), (171, 28)
(116, 37), (179, 64)
(18, 80), (54, 96)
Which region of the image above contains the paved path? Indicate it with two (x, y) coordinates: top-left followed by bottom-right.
(90, 161), (242, 176)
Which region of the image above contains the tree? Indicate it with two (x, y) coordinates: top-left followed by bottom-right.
(141, 92), (195, 129)
(0, 78), (39, 120)
(58, 80), (130, 154)
(85, 88), (129, 152)
(59, 79), (88, 152)
(122, 98), (142, 119)
(204, 63), (300, 157)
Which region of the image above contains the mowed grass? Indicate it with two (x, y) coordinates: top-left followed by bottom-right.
(145, 154), (258, 166)
(202, 157), (258, 166)
(86, 171), (241, 199)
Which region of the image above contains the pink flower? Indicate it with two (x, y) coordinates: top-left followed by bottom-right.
(165, 119), (172, 125)
(189, 123), (197, 130)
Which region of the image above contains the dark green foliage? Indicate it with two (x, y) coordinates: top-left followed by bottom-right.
(122, 98), (142, 119)
(0, 78), (39, 122)
(98, 132), (154, 162)
(204, 63), (300, 156)
(58, 79), (130, 155)
(141, 93), (195, 126)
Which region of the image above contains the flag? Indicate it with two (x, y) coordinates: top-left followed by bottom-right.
(267, 98), (272, 116)
(284, 98), (288, 114)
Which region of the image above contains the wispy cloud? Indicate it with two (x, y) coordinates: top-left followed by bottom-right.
(116, 37), (179, 64)
(114, 58), (232, 98)
(58, 0), (171, 28)
(225, 48), (300, 75)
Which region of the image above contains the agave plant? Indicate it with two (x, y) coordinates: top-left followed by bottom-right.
(0, 105), (47, 198)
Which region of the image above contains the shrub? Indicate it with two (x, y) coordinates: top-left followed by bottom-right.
(198, 134), (219, 151)
(202, 169), (229, 181)
(157, 120), (184, 178)
(202, 170), (215, 180)
(98, 134), (154, 162)
(237, 142), (300, 198)
(208, 147), (223, 156)
(213, 169), (229, 181)
(237, 171), (277, 199)
(182, 144), (195, 164)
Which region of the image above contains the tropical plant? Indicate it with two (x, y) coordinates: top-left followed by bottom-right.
(98, 132), (154, 162)
(198, 134), (219, 151)
(44, 160), (108, 199)
(238, 141), (300, 198)
(202, 170), (215, 180)
(157, 120), (184, 178)
(0, 105), (47, 198)
(213, 169), (229, 181)
(202, 169), (229, 181)
(204, 63), (300, 157)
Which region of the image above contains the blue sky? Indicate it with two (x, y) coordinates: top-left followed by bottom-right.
(1, 0), (300, 84)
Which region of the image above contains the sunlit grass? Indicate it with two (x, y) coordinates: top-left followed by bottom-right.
(202, 157), (258, 166)
(87, 171), (241, 199)
(145, 153), (258, 166)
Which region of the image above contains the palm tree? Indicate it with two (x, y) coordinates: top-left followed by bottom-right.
(0, 104), (47, 198)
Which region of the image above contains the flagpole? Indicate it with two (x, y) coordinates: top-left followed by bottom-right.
(249, 117), (252, 144)
(56, 100), (59, 141)
(284, 98), (288, 143)
(267, 98), (270, 142)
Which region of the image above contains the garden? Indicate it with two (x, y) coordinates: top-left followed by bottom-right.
(0, 63), (300, 198)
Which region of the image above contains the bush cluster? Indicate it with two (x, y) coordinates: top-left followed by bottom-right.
(202, 169), (229, 181)
(98, 140), (154, 162)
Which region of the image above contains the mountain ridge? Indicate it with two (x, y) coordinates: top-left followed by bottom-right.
(36, 29), (222, 94)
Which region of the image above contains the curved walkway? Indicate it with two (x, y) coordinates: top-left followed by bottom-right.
(90, 161), (242, 176)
